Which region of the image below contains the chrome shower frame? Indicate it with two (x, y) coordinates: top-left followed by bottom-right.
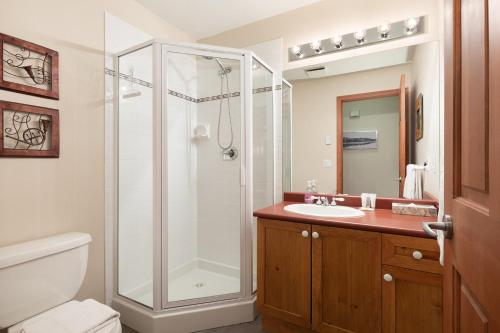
(111, 40), (277, 333)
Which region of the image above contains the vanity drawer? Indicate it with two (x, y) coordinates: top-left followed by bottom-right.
(382, 234), (442, 274)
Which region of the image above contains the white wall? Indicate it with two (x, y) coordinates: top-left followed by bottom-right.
(410, 42), (440, 198)
(291, 64), (412, 193)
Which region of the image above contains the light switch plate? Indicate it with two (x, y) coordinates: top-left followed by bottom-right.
(325, 135), (332, 145)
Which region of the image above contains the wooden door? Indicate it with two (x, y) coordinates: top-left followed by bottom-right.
(382, 265), (443, 333)
(311, 226), (381, 333)
(398, 74), (407, 197)
(257, 219), (312, 328)
(444, 0), (500, 332)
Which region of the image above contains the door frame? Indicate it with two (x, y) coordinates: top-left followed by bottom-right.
(336, 87), (407, 196)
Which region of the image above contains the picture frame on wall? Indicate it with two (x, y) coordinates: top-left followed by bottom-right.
(343, 130), (378, 150)
(0, 33), (59, 99)
(0, 101), (59, 157)
(416, 93), (423, 141)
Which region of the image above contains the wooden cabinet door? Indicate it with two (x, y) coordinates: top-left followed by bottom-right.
(382, 265), (442, 333)
(257, 219), (312, 328)
(311, 226), (381, 333)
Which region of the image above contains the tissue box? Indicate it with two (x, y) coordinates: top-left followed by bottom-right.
(392, 203), (438, 217)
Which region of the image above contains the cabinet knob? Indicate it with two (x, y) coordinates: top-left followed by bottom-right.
(383, 273), (393, 282)
(412, 250), (423, 260)
(301, 230), (309, 238)
(312, 232), (320, 239)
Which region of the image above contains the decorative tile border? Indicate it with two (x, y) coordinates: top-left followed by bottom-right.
(105, 68), (153, 88)
(106, 67), (280, 103)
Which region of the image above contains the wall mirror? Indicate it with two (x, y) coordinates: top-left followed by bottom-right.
(282, 41), (441, 199)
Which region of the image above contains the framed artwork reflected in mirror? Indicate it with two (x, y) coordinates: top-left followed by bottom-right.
(415, 93), (423, 141)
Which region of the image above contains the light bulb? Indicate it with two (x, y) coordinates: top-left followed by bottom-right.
(310, 40), (323, 54)
(331, 34), (344, 49)
(354, 30), (366, 44)
(292, 45), (304, 58)
(378, 22), (391, 39)
(405, 17), (420, 35)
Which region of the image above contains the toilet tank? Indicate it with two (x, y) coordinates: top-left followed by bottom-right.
(0, 232), (91, 328)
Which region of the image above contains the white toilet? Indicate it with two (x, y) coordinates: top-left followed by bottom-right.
(0, 232), (122, 333)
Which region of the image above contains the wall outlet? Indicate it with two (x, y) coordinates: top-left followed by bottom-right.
(323, 159), (332, 168)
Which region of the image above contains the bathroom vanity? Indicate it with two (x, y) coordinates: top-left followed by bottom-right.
(254, 193), (442, 333)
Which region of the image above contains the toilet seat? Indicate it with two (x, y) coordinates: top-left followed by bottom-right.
(8, 299), (121, 333)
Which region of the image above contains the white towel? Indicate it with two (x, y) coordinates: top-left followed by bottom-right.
(403, 164), (424, 199)
(12, 299), (120, 333)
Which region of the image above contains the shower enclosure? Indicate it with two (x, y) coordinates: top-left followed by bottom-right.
(112, 41), (275, 332)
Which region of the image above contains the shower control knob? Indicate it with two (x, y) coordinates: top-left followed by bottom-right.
(412, 250), (423, 260)
(312, 232), (320, 239)
(383, 274), (393, 282)
(301, 230), (309, 238)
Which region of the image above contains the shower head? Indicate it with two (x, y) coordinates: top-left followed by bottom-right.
(202, 56), (232, 76)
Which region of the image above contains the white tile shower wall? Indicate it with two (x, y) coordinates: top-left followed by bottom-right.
(118, 48), (155, 298)
(117, 46), (155, 299)
(166, 52), (198, 273)
(196, 61), (242, 273)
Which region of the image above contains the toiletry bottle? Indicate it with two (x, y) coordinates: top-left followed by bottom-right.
(311, 180), (318, 193)
(305, 181), (313, 203)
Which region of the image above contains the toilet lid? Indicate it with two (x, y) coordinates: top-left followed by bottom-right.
(8, 299), (120, 333)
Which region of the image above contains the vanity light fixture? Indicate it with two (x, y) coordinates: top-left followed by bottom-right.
(310, 40), (323, 54)
(405, 17), (420, 35)
(288, 15), (424, 61)
(331, 35), (344, 49)
(378, 22), (391, 39)
(292, 45), (304, 58)
(354, 30), (366, 45)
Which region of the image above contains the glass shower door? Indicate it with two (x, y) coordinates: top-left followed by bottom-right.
(117, 45), (155, 308)
(162, 46), (245, 307)
(251, 57), (275, 293)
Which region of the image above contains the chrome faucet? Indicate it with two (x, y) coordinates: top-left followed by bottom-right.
(330, 197), (346, 206)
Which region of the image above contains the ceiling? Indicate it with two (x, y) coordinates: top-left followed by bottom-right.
(135, 0), (323, 40)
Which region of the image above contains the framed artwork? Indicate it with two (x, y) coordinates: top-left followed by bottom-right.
(0, 101), (59, 157)
(415, 93), (423, 141)
(343, 130), (378, 150)
(0, 33), (59, 99)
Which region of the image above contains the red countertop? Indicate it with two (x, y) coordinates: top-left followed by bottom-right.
(253, 201), (435, 238)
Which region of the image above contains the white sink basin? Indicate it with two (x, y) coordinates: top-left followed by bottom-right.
(284, 204), (365, 218)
